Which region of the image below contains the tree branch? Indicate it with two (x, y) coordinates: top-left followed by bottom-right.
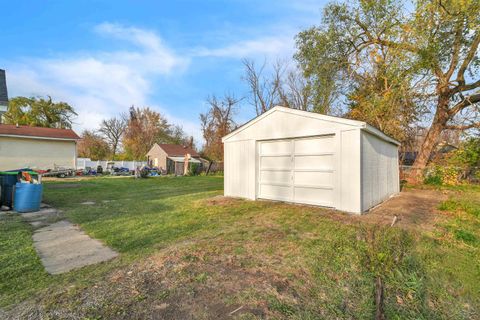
(456, 31), (480, 84)
(448, 92), (480, 115)
(445, 122), (480, 130)
(445, 21), (464, 80)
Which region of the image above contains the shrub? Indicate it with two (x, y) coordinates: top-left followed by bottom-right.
(423, 165), (459, 186)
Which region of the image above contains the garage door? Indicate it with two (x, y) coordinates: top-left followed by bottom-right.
(258, 135), (335, 207)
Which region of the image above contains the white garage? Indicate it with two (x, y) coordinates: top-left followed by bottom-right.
(222, 106), (400, 214)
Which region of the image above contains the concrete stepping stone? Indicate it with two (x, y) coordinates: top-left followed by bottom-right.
(81, 201), (95, 205)
(32, 220), (118, 274)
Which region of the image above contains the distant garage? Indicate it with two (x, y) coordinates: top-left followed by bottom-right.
(222, 106), (400, 214)
(0, 125), (80, 171)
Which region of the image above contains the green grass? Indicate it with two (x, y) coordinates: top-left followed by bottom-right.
(1, 176), (479, 319)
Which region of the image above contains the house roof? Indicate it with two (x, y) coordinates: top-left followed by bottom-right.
(0, 69), (8, 106)
(0, 124), (80, 141)
(222, 106), (400, 145)
(157, 143), (199, 157)
(168, 156), (201, 163)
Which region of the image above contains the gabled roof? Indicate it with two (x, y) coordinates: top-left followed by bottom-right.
(222, 106), (400, 145)
(0, 69), (8, 106)
(0, 124), (80, 141)
(155, 143), (199, 157)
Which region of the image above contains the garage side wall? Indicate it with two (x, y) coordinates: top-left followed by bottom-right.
(338, 129), (362, 213)
(0, 137), (76, 171)
(224, 140), (256, 199)
(361, 131), (400, 211)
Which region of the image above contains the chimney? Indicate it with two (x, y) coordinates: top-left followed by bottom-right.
(0, 69), (9, 124)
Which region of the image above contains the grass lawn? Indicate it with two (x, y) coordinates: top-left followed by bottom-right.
(1, 176), (479, 319)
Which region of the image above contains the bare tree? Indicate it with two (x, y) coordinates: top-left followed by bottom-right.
(200, 94), (242, 161)
(242, 58), (288, 115)
(242, 58), (314, 114)
(99, 115), (127, 159)
(284, 68), (313, 111)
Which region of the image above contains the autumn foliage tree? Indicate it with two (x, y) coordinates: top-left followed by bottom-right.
(77, 130), (111, 160)
(200, 94), (240, 161)
(123, 106), (190, 159)
(295, 0), (480, 182)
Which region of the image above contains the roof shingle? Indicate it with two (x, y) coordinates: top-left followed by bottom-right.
(0, 124), (80, 140)
(157, 143), (199, 157)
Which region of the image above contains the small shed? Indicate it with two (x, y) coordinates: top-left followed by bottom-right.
(222, 106), (400, 214)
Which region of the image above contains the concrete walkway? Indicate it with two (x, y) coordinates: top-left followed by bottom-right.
(22, 205), (118, 275)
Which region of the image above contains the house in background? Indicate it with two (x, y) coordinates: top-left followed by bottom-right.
(147, 143), (201, 175)
(0, 125), (81, 171)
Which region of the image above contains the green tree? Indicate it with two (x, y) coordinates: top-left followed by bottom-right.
(295, 0), (480, 182)
(4, 96), (77, 128)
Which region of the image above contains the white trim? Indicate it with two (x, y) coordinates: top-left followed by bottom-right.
(222, 106), (400, 146)
(0, 134), (79, 141)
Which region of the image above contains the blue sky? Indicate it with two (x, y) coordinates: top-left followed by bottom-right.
(1, 0), (326, 143)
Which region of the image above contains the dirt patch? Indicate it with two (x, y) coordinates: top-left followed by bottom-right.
(6, 241), (283, 319)
(202, 195), (242, 206)
(321, 189), (450, 231)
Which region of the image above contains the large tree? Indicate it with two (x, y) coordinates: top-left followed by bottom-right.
(296, 0), (480, 181)
(99, 115), (127, 160)
(200, 94), (241, 161)
(4, 96), (77, 128)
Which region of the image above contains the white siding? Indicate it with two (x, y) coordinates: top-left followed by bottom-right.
(338, 129), (362, 213)
(224, 140), (256, 199)
(361, 131), (400, 211)
(225, 109), (354, 142)
(0, 136), (76, 170)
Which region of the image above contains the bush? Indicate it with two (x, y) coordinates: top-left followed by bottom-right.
(186, 163), (200, 176)
(424, 165), (458, 186)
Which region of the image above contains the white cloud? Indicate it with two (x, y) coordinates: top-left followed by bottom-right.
(5, 23), (189, 136)
(193, 35), (295, 59)
(4, 22), (297, 146)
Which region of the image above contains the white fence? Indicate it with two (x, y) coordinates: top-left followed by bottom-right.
(77, 158), (148, 171)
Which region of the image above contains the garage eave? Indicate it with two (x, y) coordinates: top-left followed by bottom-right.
(362, 125), (401, 146)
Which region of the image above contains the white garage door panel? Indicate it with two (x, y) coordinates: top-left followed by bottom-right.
(295, 155), (334, 170)
(295, 171), (333, 186)
(261, 156), (291, 169)
(294, 187), (334, 206)
(260, 170), (291, 184)
(295, 136), (334, 154)
(258, 135), (336, 207)
(260, 184), (292, 201)
(260, 140), (291, 155)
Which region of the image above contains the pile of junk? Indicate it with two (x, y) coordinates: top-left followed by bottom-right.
(0, 169), (43, 213)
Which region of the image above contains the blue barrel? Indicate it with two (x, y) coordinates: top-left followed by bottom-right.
(13, 183), (43, 213)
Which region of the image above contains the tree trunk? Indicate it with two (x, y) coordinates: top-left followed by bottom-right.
(408, 98), (450, 183)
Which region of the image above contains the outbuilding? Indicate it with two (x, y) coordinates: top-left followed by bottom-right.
(222, 106), (400, 214)
(0, 125), (80, 171)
